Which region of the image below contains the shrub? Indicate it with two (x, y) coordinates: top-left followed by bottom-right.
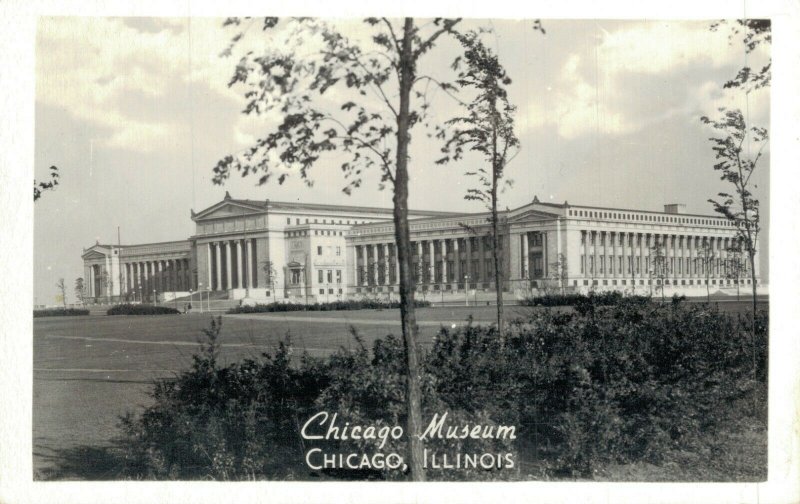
(519, 291), (650, 311)
(107, 304), (180, 316)
(227, 299), (431, 314)
(118, 302), (767, 480)
(33, 308), (90, 317)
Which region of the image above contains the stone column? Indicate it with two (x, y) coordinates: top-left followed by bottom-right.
(416, 241), (423, 284)
(132, 263), (138, 295)
(371, 244), (379, 286)
(542, 231), (548, 279)
(236, 240), (243, 289)
(581, 231), (587, 279)
(478, 236), (486, 283)
(206, 244), (213, 291)
(453, 239), (461, 286)
(441, 239), (448, 285)
(215, 242), (222, 291)
(225, 241), (233, 290)
(522, 232), (529, 279)
(155, 261), (162, 295)
(428, 241), (435, 284)
(247, 239), (255, 289)
(383, 243), (390, 286)
(143, 262), (150, 300)
(464, 237), (472, 284)
(620, 233), (627, 281)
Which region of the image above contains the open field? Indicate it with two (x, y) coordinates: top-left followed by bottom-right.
(33, 300), (767, 479)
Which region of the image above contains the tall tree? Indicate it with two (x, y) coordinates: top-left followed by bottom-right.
(55, 278), (67, 309)
(213, 17), (464, 480)
(700, 108), (766, 315)
(74, 277), (86, 307)
(710, 19), (771, 92)
(695, 239), (715, 303)
(548, 253), (568, 296)
(648, 241), (669, 302)
(261, 260), (278, 303)
(34, 166), (59, 202)
(436, 30), (526, 338)
(725, 243), (745, 302)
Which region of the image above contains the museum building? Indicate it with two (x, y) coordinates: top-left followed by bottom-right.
(81, 192), (759, 303)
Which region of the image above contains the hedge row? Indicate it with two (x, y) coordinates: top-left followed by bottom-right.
(118, 299), (767, 480)
(227, 299), (431, 314)
(33, 308), (90, 317)
(520, 291), (633, 307)
(107, 304), (180, 316)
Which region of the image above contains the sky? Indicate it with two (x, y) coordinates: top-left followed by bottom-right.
(33, 17), (771, 306)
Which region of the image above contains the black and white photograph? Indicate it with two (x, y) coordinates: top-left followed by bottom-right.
(2, 0), (799, 503)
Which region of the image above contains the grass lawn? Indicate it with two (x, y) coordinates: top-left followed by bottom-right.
(33, 301), (766, 480)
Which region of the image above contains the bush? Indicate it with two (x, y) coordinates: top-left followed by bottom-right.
(227, 299), (431, 314)
(118, 302), (767, 480)
(519, 291), (651, 311)
(427, 301), (768, 477)
(33, 308), (90, 317)
(107, 304), (180, 316)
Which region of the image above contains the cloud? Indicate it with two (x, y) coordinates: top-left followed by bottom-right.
(36, 17), (244, 153)
(521, 21), (770, 140)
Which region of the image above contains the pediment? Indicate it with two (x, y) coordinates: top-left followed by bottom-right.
(507, 209), (560, 223)
(195, 202), (265, 221)
(82, 248), (108, 260)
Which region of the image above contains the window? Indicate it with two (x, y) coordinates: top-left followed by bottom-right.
(319, 289), (325, 295)
(336, 270), (342, 284)
(581, 255), (585, 274)
(581, 232), (586, 245)
(318, 270), (323, 283)
(336, 246), (341, 256)
(327, 270), (333, 283)
(317, 246), (322, 255)
(287, 217), (291, 224)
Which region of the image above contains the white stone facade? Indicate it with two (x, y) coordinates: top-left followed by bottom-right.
(81, 193), (761, 303)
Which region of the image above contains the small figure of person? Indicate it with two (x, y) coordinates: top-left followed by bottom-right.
(187, 302), (192, 313)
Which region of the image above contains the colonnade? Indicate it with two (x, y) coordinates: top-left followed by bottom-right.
(353, 236), (495, 289)
(578, 230), (747, 285)
(123, 258), (192, 298)
(205, 238), (257, 291)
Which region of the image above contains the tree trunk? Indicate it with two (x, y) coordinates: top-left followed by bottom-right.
(490, 116), (504, 339)
(748, 248), (759, 414)
(394, 17), (425, 482)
